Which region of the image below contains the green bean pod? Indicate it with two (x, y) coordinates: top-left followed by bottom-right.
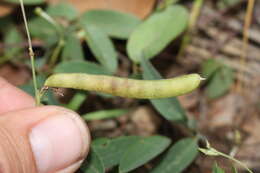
(44, 73), (202, 99)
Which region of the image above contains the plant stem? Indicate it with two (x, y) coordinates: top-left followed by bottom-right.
(177, 0), (204, 60)
(218, 152), (253, 173)
(49, 39), (65, 67)
(35, 7), (65, 67)
(19, 0), (40, 105)
(199, 140), (254, 173)
(236, 0), (255, 93)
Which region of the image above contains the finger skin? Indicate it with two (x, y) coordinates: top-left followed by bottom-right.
(0, 106), (90, 173)
(0, 77), (35, 114)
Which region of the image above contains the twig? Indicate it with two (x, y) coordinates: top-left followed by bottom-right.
(177, 0), (204, 60)
(199, 140), (254, 173)
(236, 0), (255, 93)
(19, 0), (40, 105)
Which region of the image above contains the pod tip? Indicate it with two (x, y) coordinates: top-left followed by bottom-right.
(200, 77), (206, 81)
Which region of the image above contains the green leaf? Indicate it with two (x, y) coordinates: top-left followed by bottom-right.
(202, 58), (235, 99)
(127, 5), (188, 63)
(28, 17), (57, 41)
(92, 138), (110, 146)
(4, 0), (44, 4)
(201, 59), (222, 79)
(82, 109), (128, 121)
(151, 138), (198, 173)
(119, 136), (171, 173)
(140, 58), (186, 122)
(81, 149), (105, 173)
(66, 92), (87, 111)
(92, 136), (141, 169)
(4, 27), (23, 57)
(54, 61), (111, 75)
(212, 162), (225, 173)
(47, 2), (78, 21)
(62, 33), (84, 61)
(80, 10), (141, 39)
(29, 3), (75, 41)
(206, 66), (234, 99)
(83, 25), (118, 73)
(0, 16), (12, 33)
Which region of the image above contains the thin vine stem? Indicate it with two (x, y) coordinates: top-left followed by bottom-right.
(199, 140), (254, 173)
(49, 39), (65, 67)
(218, 152), (253, 173)
(236, 0), (255, 93)
(35, 7), (65, 67)
(19, 0), (40, 105)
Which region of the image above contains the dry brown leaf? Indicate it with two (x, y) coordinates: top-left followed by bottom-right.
(178, 90), (199, 109)
(47, 0), (156, 19)
(130, 106), (161, 136)
(0, 3), (14, 17)
(204, 93), (244, 128)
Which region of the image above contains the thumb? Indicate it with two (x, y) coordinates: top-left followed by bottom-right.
(0, 106), (91, 173)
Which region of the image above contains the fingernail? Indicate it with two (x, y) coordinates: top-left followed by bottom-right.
(56, 159), (84, 173)
(29, 111), (89, 173)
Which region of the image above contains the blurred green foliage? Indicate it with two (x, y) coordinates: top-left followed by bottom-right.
(202, 58), (234, 99)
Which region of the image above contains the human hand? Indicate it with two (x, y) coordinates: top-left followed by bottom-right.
(0, 77), (91, 173)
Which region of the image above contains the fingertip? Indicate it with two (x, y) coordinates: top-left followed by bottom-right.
(28, 106), (91, 173)
(0, 106), (91, 173)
